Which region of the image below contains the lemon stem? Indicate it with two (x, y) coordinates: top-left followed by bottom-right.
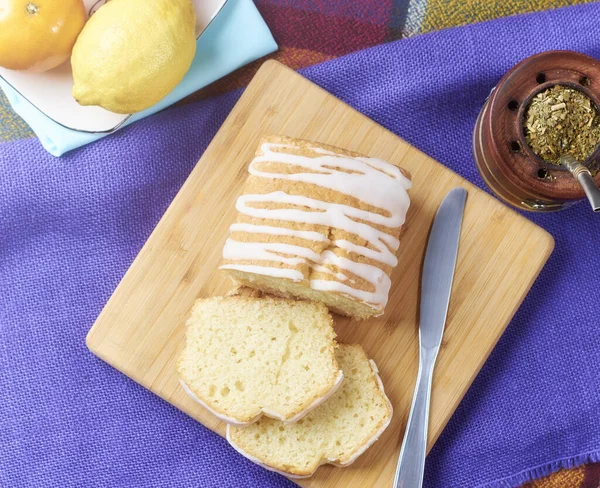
(25, 2), (39, 15)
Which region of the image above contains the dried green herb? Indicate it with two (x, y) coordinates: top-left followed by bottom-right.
(524, 85), (600, 165)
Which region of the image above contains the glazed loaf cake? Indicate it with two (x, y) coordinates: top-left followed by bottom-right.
(176, 296), (343, 425)
(227, 343), (393, 478)
(220, 135), (412, 319)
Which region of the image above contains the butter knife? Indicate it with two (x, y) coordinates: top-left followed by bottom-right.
(393, 187), (467, 488)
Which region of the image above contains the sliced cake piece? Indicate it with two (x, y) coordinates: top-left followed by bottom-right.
(176, 296), (343, 425)
(220, 135), (412, 319)
(226, 344), (393, 478)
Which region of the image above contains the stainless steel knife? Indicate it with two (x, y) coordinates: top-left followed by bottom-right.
(393, 187), (468, 488)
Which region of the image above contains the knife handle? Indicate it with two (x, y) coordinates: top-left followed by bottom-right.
(393, 346), (439, 488)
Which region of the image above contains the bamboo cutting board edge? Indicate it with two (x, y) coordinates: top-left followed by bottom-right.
(86, 60), (554, 488)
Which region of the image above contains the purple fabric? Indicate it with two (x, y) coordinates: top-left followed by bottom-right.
(2, 3), (600, 487)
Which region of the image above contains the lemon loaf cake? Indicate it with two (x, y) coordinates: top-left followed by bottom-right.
(227, 344), (393, 478)
(220, 135), (412, 319)
(176, 296), (343, 425)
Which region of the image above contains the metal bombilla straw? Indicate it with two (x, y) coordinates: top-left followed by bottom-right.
(560, 155), (600, 212)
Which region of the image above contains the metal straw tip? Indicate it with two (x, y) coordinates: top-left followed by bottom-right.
(559, 154), (578, 168)
(559, 155), (600, 213)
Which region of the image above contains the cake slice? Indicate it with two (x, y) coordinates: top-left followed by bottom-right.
(227, 344), (393, 478)
(220, 135), (412, 319)
(176, 296), (343, 425)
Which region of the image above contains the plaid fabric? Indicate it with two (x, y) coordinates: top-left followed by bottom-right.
(195, 0), (596, 100)
(0, 1), (597, 486)
(525, 464), (600, 488)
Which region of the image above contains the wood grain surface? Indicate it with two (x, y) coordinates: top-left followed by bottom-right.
(86, 60), (554, 487)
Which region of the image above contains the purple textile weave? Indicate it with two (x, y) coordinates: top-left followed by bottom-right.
(2, 3), (600, 487)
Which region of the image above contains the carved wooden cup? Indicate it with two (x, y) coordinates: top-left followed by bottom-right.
(473, 50), (600, 212)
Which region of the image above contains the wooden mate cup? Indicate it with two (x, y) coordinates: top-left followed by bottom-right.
(473, 50), (600, 212)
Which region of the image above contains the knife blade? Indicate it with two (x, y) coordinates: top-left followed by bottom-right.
(420, 187), (468, 348)
(393, 187), (467, 488)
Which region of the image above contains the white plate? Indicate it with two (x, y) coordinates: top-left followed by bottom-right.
(0, 0), (227, 133)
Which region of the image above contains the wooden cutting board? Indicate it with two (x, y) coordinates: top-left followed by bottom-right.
(86, 60), (554, 487)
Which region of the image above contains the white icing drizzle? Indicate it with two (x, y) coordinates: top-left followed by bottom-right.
(334, 239), (398, 267)
(223, 239), (319, 266)
(229, 223), (329, 243)
(224, 240), (353, 283)
(221, 142), (411, 309)
(250, 144), (410, 215)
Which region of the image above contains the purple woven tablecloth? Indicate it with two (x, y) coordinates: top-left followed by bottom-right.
(2, 3), (600, 487)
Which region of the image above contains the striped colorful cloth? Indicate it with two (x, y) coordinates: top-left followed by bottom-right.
(526, 464), (600, 488)
(1, 1), (598, 486)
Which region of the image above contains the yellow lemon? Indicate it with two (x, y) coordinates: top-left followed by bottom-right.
(72, 0), (196, 114)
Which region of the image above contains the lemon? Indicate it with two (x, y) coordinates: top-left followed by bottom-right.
(0, 0), (86, 72)
(71, 0), (196, 114)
